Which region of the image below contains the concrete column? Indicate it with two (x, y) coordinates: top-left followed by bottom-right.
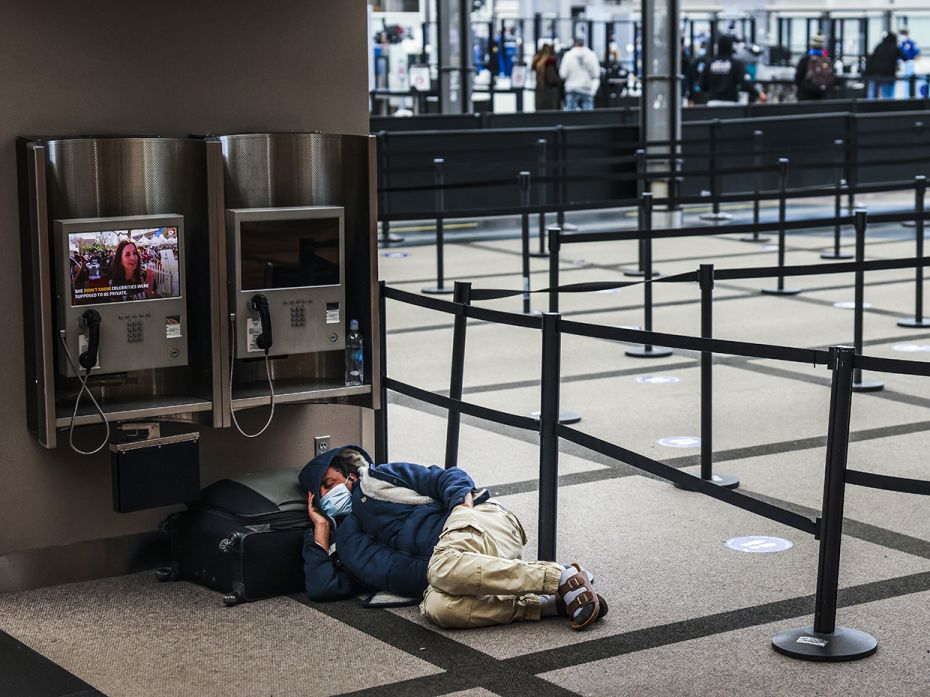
(641, 0), (682, 225)
(438, 0), (472, 113)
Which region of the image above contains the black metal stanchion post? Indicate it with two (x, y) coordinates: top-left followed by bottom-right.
(444, 281), (471, 469)
(422, 158), (454, 295)
(762, 158), (802, 295)
(898, 176), (930, 327)
(378, 131), (404, 247)
(520, 171), (532, 314)
(530, 226), (581, 425)
(698, 264), (738, 488)
(374, 281), (389, 464)
(772, 345), (878, 661)
(903, 122), (925, 228)
(532, 138), (549, 257)
(846, 114), (858, 212)
(851, 209), (884, 392)
(537, 312), (561, 561)
(623, 149), (652, 277)
(627, 193), (673, 358)
(822, 139), (854, 260)
(741, 130), (770, 243)
(555, 125), (577, 231)
(700, 119), (732, 222)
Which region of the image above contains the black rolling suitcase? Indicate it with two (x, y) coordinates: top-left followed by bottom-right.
(158, 470), (310, 605)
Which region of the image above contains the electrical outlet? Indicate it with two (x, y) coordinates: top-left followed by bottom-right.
(314, 435), (331, 457)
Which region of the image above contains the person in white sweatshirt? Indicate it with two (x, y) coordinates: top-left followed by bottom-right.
(559, 38), (601, 110)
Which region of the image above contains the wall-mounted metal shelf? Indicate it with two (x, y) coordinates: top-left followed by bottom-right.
(230, 380), (370, 411)
(56, 396), (213, 429)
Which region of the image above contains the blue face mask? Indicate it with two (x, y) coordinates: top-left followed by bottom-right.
(319, 482), (352, 518)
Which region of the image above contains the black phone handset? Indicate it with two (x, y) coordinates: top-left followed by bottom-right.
(229, 294), (276, 438)
(58, 308), (110, 455)
(250, 294), (273, 352)
(79, 309), (102, 371)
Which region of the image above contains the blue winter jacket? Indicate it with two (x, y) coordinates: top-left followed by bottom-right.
(299, 445), (477, 602)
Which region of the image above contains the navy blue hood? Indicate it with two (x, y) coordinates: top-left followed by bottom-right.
(298, 445), (374, 498)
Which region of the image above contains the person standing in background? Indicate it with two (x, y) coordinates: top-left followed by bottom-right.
(795, 34), (835, 101)
(899, 29), (921, 78)
(700, 35), (767, 105)
(532, 43), (562, 111)
(559, 37), (601, 111)
(865, 32), (904, 99)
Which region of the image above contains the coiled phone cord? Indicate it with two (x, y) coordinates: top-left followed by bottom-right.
(58, 330), (111, 455)
(229, 313), (275, 438)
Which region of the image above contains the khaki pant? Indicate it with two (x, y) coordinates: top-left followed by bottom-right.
(420, 502), (563, 628)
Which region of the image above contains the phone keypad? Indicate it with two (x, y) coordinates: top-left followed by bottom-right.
(126, 318), (144, 344)
(289, 304), (306, 327)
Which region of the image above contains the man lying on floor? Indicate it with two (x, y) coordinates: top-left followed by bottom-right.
(299, 445), (607, 630)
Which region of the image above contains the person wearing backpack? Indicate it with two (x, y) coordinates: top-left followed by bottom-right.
(795, 34), (835, 101)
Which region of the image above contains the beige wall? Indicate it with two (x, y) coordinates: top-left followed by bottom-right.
(0, 2), (369, 571)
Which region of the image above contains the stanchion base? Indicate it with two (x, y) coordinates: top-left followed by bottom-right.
(772, 626), (877, 662)
(561, 222), (579, 231)
(820, 250), (854, 260)
(621, 268), (661, 278)
(625, 345), (674, 358)
(528, 410), (582, 425)
(903, 220), (917, 228)
(761, 287), (803, 296)
(379, 234), (406, 246)
(897, 317), (930, 328)
(421, 286), (455, 295)
(674, 472), (740, 490)
(529, 251), (550, 258)
(852, 379), (884, 393)
(739, 235), (772, 243)
(699, 212), (733, 222)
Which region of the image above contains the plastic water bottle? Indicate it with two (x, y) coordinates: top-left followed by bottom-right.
(345, 319), (364, 386)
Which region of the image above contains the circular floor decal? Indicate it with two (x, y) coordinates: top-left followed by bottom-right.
(619, 324), (642, 331)
(761, 244), (779, 251)
(893, 344), (930, 353)
(636, 375), (681, 385)
(725, 536), (794, 554)
(657, 436), (701, 448)
(569, 259), (588, 267)
(382, 251), (410, 258)
(595, 287), (622, 294)
(833, 301), (872, 309)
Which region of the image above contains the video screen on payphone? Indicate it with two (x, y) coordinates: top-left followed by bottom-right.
(239, 218), (340, 291)
(68, 227), (181, 306)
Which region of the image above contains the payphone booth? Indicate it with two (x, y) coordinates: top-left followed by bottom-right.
(18, 137), (222, 454)
(211, 133), (379, 436)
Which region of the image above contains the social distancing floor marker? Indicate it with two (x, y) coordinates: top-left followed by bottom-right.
(833, 301), (872, 309)
(382, 252), (410, 258)
(893, 343), (930, 352)
(636, 375), (681, 384)
(725, 536), (794, 553)
(658, 436), (701, 448)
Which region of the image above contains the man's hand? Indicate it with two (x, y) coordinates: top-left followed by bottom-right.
(758, 91), (769, 103)
(308, 493), (331, 550)
(457, 491), (474, 509)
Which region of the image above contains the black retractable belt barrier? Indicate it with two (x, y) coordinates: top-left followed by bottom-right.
(423, 158), (454, 295)
(626, 193), (673, 358)
(444, 281), (471, 469)
(537, 312), (561, 562)
(897, 176), (930, 328)
(375, 280), (389, 464)
(773, 346), (878, 662)
(822, 139), (854, 260)
(851, 210), (884, 393)
(519, 171), (532, 314)
(532, 138), (549, 258)
(700, 119), (733, 222)
(762, 158), (802, 296)
(741, 130), (770, 243)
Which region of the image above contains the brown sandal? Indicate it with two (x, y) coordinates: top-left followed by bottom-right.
(557, 563), (601, 630)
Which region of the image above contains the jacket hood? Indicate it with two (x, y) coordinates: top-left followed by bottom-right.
(298, 445), (374, 498)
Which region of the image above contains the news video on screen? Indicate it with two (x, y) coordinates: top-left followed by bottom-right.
(68, 227), (181, 306)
